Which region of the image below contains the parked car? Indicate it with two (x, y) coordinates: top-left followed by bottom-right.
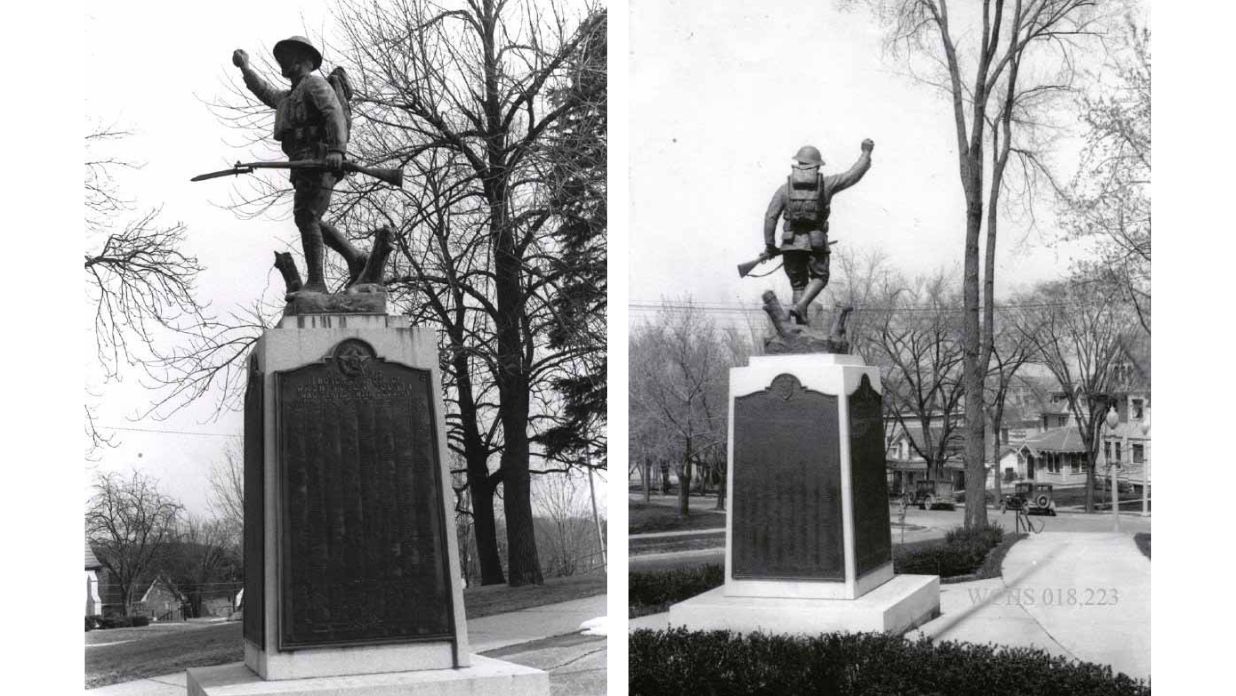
(1002, 482), (1056, 516)
(911, 479), (956, 510)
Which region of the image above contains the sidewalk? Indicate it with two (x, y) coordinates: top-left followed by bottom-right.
(90, 594), (607, 695)
(632, 532), (1150, 681)
(914, 532), (1149, 679)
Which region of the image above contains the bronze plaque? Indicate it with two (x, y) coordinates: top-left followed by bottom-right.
(243, 355), (265, 646)
(275, 339), (454, 649)
(731, 374), (844, 580)
(849, 374), (893, 577)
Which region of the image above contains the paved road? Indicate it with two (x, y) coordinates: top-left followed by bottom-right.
(630, 504), (1151, 573)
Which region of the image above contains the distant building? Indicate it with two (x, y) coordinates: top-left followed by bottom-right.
(85, 544), (103, 616)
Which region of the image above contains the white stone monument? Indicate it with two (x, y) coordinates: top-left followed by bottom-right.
(187, 314), (547, 696)
(669, 353), (940, 635)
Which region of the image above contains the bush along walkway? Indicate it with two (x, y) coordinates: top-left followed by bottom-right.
(630, 628), (1149, 696)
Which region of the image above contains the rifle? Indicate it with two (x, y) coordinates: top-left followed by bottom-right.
(737, 240), (839, 278)
(191, 159), (403, 188)
(737, 251), (775, 278)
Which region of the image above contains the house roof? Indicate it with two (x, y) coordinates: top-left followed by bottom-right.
(85, 543), (103, 570)
(1020, 427), (1087, 455)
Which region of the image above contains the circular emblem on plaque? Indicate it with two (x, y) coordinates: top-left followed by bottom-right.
(769, 373), (801, 401)
(332, 338), (377, 378)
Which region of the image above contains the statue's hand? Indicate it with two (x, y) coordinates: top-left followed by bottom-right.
(324, 151), (344, 173)
(232, 49), (249, 69)
(861, 138), (875, 153)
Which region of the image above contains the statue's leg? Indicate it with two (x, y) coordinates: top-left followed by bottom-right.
(356, 226), (394, 285)
(791, 251), (831, 323)
(291, 173), (336, 294)
(782, 251), (809, 325)
(321, 222), (368, 286)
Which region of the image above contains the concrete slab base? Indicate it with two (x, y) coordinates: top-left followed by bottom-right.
(668, 574), (940, 635)
(186, 656), (548, 696)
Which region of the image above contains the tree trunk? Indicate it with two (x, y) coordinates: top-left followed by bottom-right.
(962, 174), (989, 530)
(677, 448), (692, 517)
(643, 459), (651, 503)
(469, 473), (505, 585)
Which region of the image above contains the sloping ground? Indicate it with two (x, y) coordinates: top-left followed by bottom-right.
(86, 573), (606, 689)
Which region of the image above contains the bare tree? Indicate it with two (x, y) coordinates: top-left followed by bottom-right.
(846, 0), (1100, 528)
(630, 300), (742, 517)
(1012, 277), (1128, 512)
(85, 127), (209, 455)
(1061, 15), (1150, 333)
(86, 470), (183, 613)
(984, 319), (1036, 499)
(162, 514), (242, 618)
(206, 441), (245, 550)
(534, 472), (600, 577)
(867, 271), (966, 482)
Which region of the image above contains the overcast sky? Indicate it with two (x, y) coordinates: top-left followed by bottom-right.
(83, 0), (606, 519)
(628, 0), (1125, 329)
(85, 0), (339, 516)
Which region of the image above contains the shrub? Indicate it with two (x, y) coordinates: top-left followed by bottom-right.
(896, 525), (1005, 578)
(96, 614), (151, 629)
(630, 628), (1150, 696)
(629, 565), (724, 618)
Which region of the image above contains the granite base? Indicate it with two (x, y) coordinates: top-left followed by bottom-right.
(187, 656), (548, 696)
(668, 574), (940, 635)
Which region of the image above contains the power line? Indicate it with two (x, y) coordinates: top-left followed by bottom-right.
(629, 299), (1077, 314)
(100, 425), (239, 438)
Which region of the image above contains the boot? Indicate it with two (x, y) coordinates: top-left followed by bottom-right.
(791, 278), (828, 326)
(300, 230), (328, 294)
(787, 288), (806, 325)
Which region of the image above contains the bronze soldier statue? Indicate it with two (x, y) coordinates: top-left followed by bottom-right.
(232, 37), (369, 296)
(763, 139), (874, 324)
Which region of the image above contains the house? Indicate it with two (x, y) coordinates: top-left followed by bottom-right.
(885, 418), (965, 495)
(137, 576), (186, 622)
(85, 543), (103, 616)
(1004, 333), (1150, 491)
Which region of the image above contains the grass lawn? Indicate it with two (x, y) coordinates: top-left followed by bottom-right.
(629, 499), (726, 535)
(85, 572), (606, 689)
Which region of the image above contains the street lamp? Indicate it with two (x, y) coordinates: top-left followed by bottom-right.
(1141, 412), (1150, 517)
(1105, 406), (1121, 532)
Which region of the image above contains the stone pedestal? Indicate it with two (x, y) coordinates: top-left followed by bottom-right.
(669, 353), (939, 635)
(207, 313), (547, 695)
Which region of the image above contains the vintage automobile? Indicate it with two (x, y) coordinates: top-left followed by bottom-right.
(911, 479), (956, 511)
(1002, 482), (1057, 516)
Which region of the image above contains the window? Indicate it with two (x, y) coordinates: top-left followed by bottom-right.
(1071, 457), (1081, 474)
(1132, 398), (1144, 420)
(1104, 442), (1112, 461)
(1115, 442), (1122, 462)
(1133, 444), (1145, 464)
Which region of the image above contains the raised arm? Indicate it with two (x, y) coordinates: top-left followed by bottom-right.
(823, 139), (874, 194)
(232, 49), (286, 109)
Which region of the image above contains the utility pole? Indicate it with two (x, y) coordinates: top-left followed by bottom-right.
(587, 458), (606, 569)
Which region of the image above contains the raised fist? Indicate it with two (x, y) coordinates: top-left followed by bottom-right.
(861, 138), (875, 153)
(232, 49), (249, 69)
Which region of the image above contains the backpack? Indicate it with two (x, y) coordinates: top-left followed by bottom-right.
(784, 168), (826, 224)
(326, 67), (354, 141)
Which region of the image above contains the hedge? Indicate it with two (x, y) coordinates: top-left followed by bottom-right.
(630, 628), (1149, 696)
(894, 524), (1004, 578)
(93, 614), (152, 629)
(630, 565), (724, 618)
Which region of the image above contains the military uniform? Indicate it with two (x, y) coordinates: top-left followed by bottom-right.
(238, 36), (351, 293)
(763, 150), (871, 293)
(242, 67), (348, 230)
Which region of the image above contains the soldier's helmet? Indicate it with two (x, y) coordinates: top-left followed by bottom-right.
(793, 145), (824, 168)
(273, 36), (323, 71)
